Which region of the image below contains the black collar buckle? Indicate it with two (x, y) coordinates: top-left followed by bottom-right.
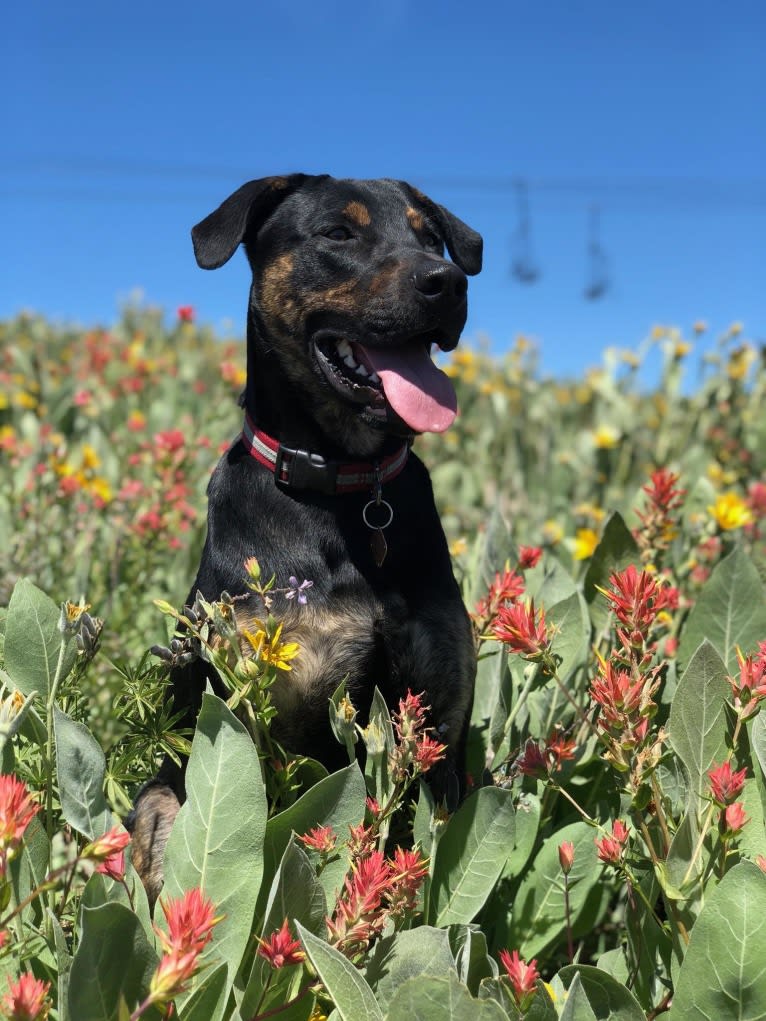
(274, 444), (339, 495)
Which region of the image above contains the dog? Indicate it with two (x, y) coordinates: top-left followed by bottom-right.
(128, 174), (483, 904)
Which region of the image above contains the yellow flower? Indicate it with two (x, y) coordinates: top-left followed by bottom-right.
(727, 345), (755, 381)
(449, 537), (468, 557)
(242, 621), (300, 671)
(573, 528), (599, 560)
(308, 1008), (328, 1021)
(542, 520), (564, 545)
(81, 444), (101, 471)
(650, 324), (667, 340)
(708, 492), (753, 531)
(13, 391), (38, 410)
(692, 319), (708, 334)
(89, 477), (113, 504)
(575, 502), (606, 525)
(593, 425), (620, 450)
(673, 341), (692, 358)
(728, 321), (744, 337)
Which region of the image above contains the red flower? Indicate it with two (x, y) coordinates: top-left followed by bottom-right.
(641, 469), (685, 513)
(257, 918), (305, 969)
(492, 600), (551, 660)
(518, 546), (542, 569)
(596, 820), (630, 864)
(82, 825), (131, 864)
(722, 802), (749, 836)
(708, 761), (747, 805)
(414, 733), (447, 773)
(0, 775), (40, 876)
(393, 690), (428, 742)
(149, 889), (220, 1004)
(498, 949), (540, 1010)
(601, 564), (674, 635)
(558, 841), (575, 875)
(177, 305), (195, 322)
(545, 727), (576, 768)
(1, 973), (51, 1020)
(387, 847), (429, 916)
(516, 739), (549, 779)
(728, 648), (766, 716)
(154, 428), (185, 455)
(475, 568), (525, 620)
(298, 825), (338, 855)
(327, 850), (393, 953)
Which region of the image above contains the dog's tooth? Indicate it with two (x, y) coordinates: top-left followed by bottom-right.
(336, 339), (352, 357)
(357, 364), (369, 377)
(370, 371), (381, 384)
(343, 354), (358, 369)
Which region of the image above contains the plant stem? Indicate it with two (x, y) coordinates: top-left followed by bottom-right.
(563, 874), (574, 964)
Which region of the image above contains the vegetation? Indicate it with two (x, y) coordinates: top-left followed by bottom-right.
(1, 309), (766, 1019)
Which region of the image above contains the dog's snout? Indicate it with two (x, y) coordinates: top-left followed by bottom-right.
(412, 262), (468, 305)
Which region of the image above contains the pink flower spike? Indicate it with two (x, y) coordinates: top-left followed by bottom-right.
(1, 972), (51, 1020)
(298, 825), (338, 855)
(492, 599), (551, 659)
(498, 948), (540, 1010)
(81, 825), (130, 864)
(518, 545), (543, 569)
(0, 775), (40, 876)
(722, 802), (749, 836)
(596, 820), (630, 864)
(708, 761), (747, 805)
(257, 918), (305, 969)
(95, 848), (125, 882)
(558, 841), (575, 875)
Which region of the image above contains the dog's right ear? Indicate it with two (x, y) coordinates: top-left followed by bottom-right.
(191, 174), (309, 270)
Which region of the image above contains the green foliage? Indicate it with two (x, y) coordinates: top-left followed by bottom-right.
(1, 310), (766, 1018)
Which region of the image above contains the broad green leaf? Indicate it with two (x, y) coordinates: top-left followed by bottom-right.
(477, 978), (523, 1019)
(526, 552), (578, 607)
(4, 578), (77, 698)
(54, 706), (113, 839)
(737, 778), (766, 862)
(296, 922), (383, 1021)
(449, 925), (496, 994)
(670, 862), (766, 1020)
(558, 965), (645, 1020)
(508, 820), (602, 960)
(677, 547), (766, 674)
(386, 973), (511, 1021)
(180, 963), (229, 1021)
(163, 693), (267, 995)
(750, 712), (766, 785)
(68, 903), (157, 1021)
(501, 792), (540, 881)
(364, 927), (456, 1011)
(546, 592), (591, 684)
(469, 641), (509, 776)
(429, 787), (516, 927)
(262, 761), (366, 912)
(9, 811), (49, 924)
(559, 972), (598, 1021)
(583, 513), (640, 633)
(667, 640), (729, 808)
(240, 840), (327, 1019)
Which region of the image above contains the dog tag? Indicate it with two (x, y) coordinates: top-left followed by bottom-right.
(370, 527), (388, 567)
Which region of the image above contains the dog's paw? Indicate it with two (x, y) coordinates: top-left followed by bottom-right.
(125, 782), (180, 908)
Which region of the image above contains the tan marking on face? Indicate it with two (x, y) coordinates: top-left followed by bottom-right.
(343, 201), (372, 227)
(259, 253), (297, 324)
(406, 206), (424, 231)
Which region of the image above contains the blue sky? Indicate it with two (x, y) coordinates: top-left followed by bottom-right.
(2, 1), (764, 378)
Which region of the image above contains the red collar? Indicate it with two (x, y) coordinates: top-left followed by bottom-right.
(241, 413), (410, 495)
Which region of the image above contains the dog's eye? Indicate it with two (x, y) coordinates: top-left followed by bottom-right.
(324, 227), (353, 242)
(423, 231), (443, 253)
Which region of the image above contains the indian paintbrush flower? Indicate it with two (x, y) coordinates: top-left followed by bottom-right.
(146, 888), (221, 1006)
(722, 802), (749, 837)
(558, 841), (575, 875)
(257, 918), (306, 968)
(492, 599), (552, 662)
(0, 775), (40, 877)
(498, 948), (540, 1011)
(596, 820), (630, 864)
(708, 761), (747, 805)
(1, 973), (51, 1021)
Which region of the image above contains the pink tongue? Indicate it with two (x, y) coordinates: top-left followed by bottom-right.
(359, 344), (458, 433)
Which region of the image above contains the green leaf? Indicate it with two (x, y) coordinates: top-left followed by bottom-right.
(667, 640), (729, 809)
(559, 972), (598, 1021)
(546, 592), (591, 684)
(4, 578), (77, 698)
(179, 963), (229, 1021)
(296, 922), (383, 1021)
(163, 693), (267, 996)
(558, 965), (645, 1020)
(50, 911), (74, 1021)
(670, 862), (766, 1020)
(362, 686), (396, 805)
(508, 820), (603, 960)
(364, 927), (456, 1012)
(261, 762), (366, 913)
(429, 787), (516, 927)
(501, 792), (541, 881)
(750, 712), (766, 785)
(583, 513), (640, 633)
(449, 925), (496, 994)
(386, 973), (511, 1021)
(677, 547), (766, 674)
(240, 840), (327, 1019)
(9, 812), (49, 924)
(477, 978), (523, 1020)
(68, 903), (158, 1021)
(54, 706), (113, 839)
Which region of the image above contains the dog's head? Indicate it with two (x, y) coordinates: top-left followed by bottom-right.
(192, 175), (482, 455)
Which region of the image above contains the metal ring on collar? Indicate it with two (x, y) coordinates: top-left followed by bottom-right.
(362, 499), (394, 531)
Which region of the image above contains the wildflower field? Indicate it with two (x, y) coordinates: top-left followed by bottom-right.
(1, 309), (766, 1019)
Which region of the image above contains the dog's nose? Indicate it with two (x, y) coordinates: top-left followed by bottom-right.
(412, 262), (468, 305)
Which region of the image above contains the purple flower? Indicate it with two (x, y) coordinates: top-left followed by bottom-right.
(286, 577), (314, 605)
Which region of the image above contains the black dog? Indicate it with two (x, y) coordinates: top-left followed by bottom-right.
(129, 175), (482, 903)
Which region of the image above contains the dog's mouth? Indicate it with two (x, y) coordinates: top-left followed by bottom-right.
(312, 330), (458, 433)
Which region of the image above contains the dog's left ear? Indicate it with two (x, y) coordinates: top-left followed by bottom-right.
(192, 174), (309, 270)
(404, 184), (483, 276)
